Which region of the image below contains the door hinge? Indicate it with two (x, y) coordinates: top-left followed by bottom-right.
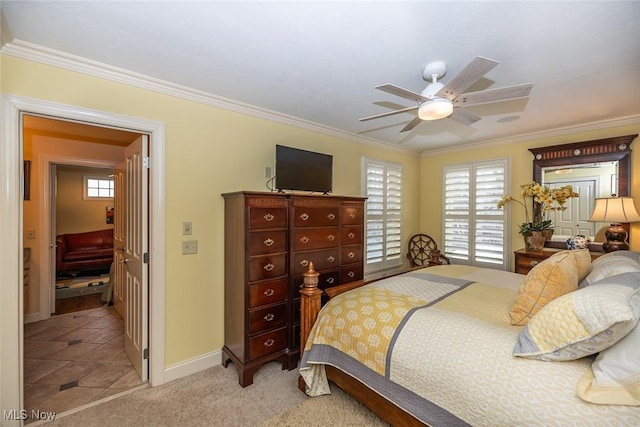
(143, 156), (150, 168)
(143, 348), (149, 359)
(143, 252), (150, 263)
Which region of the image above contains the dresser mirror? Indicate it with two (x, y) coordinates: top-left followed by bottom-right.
(529, 134), (637, 247)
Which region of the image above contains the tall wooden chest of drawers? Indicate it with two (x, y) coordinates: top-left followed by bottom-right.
(222, 191), (366, 386)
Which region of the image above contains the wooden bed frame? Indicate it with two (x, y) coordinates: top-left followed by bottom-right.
(298, 262), (426, 426)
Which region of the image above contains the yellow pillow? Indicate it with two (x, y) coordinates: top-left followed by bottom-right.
(569, 249), (591, 282)
(509, 251), (579, 326)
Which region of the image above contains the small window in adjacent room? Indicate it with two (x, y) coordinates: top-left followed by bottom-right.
(84, 175), (114, 200)
(362, 157), (403, 273)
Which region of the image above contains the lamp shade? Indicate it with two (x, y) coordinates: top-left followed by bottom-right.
(418, 98), (453, 120)
(589, 197), (640, 223)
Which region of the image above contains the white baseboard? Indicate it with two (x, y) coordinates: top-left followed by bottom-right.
(163, 349), (222, 384)
(24, 312), (44, 324)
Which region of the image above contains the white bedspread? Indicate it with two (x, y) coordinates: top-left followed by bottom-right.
(300, 265), (640, 426)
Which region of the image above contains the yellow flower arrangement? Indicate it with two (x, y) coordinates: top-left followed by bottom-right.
(497, 181), (579, 234)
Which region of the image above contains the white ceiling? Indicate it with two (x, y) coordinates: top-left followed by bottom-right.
(2, 1), (640, 153)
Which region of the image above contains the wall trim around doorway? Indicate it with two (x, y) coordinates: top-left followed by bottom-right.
(0, 93), (167, 419)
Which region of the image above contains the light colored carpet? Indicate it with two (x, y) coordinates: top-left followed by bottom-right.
(263, 384), (388, 427)
(34, 361), (387, 426)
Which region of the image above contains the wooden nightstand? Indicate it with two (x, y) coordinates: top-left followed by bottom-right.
(514, 248), (604, 275)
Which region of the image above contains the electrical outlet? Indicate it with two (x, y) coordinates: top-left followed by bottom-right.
(265, 166), (272, 179)
(182, 240), (198, 255)
(182, 221), (192, 235)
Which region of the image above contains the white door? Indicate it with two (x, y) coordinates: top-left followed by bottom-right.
(50, 164), (58, 314)
(549, 179), (596, 237)
(113, 161), (126, 317)
(123, 135), (149, 380)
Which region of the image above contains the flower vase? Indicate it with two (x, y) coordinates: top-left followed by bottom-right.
(540, 229), (554, 241)
(526, 231), (546, 252)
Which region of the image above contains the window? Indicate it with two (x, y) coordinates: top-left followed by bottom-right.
(84, 175), (114, 200)
(363, 158), (403, 272)
(443, 159), (509, 270)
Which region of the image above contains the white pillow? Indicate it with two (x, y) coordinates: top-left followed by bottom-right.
(579, 255), (640, 288)
(577, 322), (640, 406)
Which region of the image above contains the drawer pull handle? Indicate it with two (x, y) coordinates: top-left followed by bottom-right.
(326, 277), (335, 284)
(348, 232), (355, 239)
(263, 288), (275, 297)
(348, 271), (355, 278)
(263, 238), (274, 247)
(264, 313), (275, 322)
(349, 213), (356, 219)
(264, 213), (275, 222)
(348, 252), (355, 258)
(327, 213), (336, 220)
(327, 234), (335, 241)
(327, 256), (335, 262)
(300, 236), (310, 244)
(264, 338), (275, 347)
(300, 213), (309, 221)
(529, 261), (539, 267)
(263, 263), (275, 272)
(300, 260), (309, 268)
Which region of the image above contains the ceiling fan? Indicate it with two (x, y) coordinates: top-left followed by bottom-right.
(359, 56), (533, 132)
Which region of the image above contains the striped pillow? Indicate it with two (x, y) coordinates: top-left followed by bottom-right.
(580, 253), (640, 288)
(513, 283), (640, 361)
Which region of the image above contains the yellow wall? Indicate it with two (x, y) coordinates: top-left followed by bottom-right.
(22, 134), (124, 314)
(56, 166), (116, 235)
(3, 55), (421, 366)
(420, 125), (640, 265)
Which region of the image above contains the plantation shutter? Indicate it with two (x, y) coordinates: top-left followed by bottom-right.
(364, 158), (403, 271)
(443, 159), (509, 270)
(443, 167), (471, 261)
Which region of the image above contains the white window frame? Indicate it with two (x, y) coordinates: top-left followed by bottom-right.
(442, 158), (511, 271)
(83, 174), (114, 200)
(362, 157), (403, 273)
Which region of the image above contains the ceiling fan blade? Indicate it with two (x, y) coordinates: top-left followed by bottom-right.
(400, 116), (423, 132)
(448, 108), (481, 126)
(376, 84), (428, 103)
(359, 105), (418, 122)
(436, 56), (499, 100)
(453, 83), (533, 107)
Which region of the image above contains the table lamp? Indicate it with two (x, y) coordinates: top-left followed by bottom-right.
(589, 196), (640, 252)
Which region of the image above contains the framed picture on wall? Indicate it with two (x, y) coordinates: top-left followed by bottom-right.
(24, 160), (31, 200)
(106, 206), (114, 224)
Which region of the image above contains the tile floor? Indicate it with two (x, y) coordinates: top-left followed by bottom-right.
(23, 305), (143, 424)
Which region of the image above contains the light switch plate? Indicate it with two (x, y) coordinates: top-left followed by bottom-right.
(182, 240), (198, 255)
(182, 221), (192, 235)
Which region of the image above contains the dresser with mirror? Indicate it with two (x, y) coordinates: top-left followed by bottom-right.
(529, 134), (637, 250)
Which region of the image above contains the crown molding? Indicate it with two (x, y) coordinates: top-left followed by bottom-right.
(421, 115), (640, 157)
(4, 39), (636, 160)
(1, 39), (417, 156)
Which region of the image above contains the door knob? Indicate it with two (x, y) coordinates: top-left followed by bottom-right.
(119, 258), (130, 264)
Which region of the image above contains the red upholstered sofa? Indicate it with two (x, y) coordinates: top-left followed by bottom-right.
(56, 229), (114, 276)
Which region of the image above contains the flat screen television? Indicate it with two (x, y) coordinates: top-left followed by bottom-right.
(275, 145), (333, 193)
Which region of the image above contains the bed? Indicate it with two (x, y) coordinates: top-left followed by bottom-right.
(298, 250), (640, 426)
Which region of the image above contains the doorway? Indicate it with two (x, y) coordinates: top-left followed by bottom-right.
(53, 164), (117, 315)
(0, 93), (167, 419)
(22, 116), (147, 421)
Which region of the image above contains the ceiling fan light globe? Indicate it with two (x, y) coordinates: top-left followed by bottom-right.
(418, 98), (453, 120)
